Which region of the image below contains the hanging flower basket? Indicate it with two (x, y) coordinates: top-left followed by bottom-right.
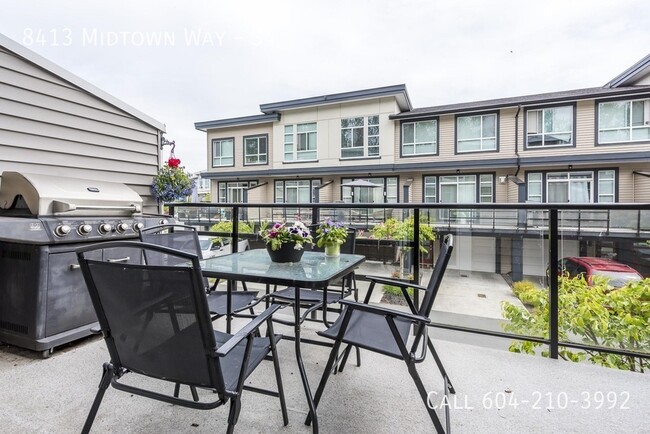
(151, 157), (195, 202)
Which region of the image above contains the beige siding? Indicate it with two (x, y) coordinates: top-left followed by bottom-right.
(575, 100), (595, 146)
(0, 48), (162, 212)
(271, 98), (399, 170)
(499, 107), (517, 156)
(620, 165), (650, 202)
(395, 108), (520, 166)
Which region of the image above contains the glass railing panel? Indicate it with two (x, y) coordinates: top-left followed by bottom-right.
(557, 232), (649, 370)
(608, 209), (640, 231)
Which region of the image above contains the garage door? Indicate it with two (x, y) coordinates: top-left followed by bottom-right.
(448, 235), (496, 273)
(522, 238), (579, 276)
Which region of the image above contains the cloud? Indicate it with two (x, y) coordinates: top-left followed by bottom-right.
(1, 0), (649, 172)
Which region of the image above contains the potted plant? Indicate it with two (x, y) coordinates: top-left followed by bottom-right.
(315, 219), (348, 257)
(260, 221), (313, 262)
(151, 156), (195, 203)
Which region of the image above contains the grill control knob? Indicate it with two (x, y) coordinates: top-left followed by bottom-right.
(78, 224), (92, 235)
(116, 223), (129, 233)
(133, 222), (144, 232)
(54, 224), (71, 237)
(159, 218), (169, 225)
(98, 223), (112, 234)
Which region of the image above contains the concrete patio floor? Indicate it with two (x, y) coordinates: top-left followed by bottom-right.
(1, 306), (648, 434)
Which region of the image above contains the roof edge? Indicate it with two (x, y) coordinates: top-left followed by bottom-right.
(390, 86), (650, 120)
(604, 53), (650, 88)
(194, 113), (280, 131)
(0, 33), (165, 132)
(259, 84), (411, 113)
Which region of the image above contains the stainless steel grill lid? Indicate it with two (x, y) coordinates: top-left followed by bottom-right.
(0, 171), (142, 216)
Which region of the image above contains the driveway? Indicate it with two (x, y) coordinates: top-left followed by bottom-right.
(356, 262), (525, 320)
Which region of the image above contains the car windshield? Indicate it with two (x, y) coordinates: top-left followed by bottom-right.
(199, 239), (212, 250)
(591, 270), (642, 288)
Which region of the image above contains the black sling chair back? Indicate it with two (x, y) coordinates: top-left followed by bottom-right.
(76, 241), (287, 433)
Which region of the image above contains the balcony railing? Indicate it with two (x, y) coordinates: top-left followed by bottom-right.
(167, 201), (650, 369)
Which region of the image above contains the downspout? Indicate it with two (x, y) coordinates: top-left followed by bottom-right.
(513, 105), (522, 178)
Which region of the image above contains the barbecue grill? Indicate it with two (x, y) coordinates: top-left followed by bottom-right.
(0, 171), (171, 357)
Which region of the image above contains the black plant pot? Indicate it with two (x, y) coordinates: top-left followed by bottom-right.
(266, 243), (305, 263)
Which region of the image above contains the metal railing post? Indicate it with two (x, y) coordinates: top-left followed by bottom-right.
(549, 208), (559, 359)
(232, 205), (240, 253)
(413, 208), (420, 309)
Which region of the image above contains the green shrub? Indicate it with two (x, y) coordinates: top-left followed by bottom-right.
(382, 285), (415, 297)
(209, 220), (253, 244)
(383, 272), (415, 297)
(502, 276), (650, 372)
(512, 280), (537, 297)
(518, 288), (545, 308)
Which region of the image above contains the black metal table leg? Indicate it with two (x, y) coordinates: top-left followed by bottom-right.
(293, 286), (319, 434)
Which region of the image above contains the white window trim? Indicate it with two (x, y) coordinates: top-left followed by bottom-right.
(212, 138), (234, 167)
(243, 135), (267, 166)
(422, 174), (493, 203)
(274, 179), (321, 203)
(340, 115), (380, 159)
(284, 123), (317, 162)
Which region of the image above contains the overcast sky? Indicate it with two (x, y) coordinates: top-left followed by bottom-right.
(2, 0), (649, 172)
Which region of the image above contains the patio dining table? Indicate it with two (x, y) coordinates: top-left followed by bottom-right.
(200, 249), (365, 434)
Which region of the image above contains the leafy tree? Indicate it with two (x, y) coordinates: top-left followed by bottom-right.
(502, 276), (650, 372)
(370, 216), (436, 278)
(370, 216), (436, 254)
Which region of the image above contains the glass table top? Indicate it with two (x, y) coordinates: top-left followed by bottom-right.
(200, 249), (365, 288)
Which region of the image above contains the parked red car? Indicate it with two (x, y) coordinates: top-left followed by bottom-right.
(554, 257), (643, 288)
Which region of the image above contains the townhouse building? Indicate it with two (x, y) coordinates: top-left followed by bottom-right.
(195, 54), (650, 278)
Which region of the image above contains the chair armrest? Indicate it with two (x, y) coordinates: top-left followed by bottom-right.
(339, 299), (430, 324)
(216, 304), (283, 357)
(365, 275), (427, 292)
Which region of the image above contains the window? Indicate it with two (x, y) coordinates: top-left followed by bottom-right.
(424, 177), (437, 203)
(217, 181), (257, 203)
(547, 172), (593, 203)
(598, 98), (650, 143)
(341, 177), (397, 204)
(597, 170), (615, 203)
(402, 120), (437, 155)
(199, 177), (210, 190)
(526, 170), (616, 203)
(340, 115), (380, 158)
(422, 174), (493, 203)
(212, 138), (234, 167)
(243, 135), (267, 165)
(527, 173), (543, 202)
(284, 123), (317, 161)
(457, 113), (497, 152)
(274, 179), (321, 203)
(526, 106), (573, 147)
(423, 174), (493, 223)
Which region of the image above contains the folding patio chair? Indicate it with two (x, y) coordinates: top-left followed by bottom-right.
(139, 224), (259, 320)
(76, 241), (288, 434)
(307, 234), (455, 433)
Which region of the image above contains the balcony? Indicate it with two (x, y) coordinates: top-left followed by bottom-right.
(1, 201), (647, 432)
